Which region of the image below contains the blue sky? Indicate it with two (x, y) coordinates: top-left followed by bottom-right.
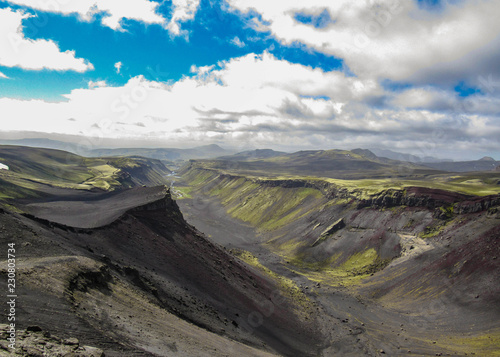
(0, 0), (499, 160)
(0, 0), (342, 100)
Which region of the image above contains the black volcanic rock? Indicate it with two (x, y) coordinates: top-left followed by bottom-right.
(5, 186), (323, 357)
(356, 186), (500, 215)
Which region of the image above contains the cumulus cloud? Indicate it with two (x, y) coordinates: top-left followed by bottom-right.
(166, 0), (201, 35)
(5, 0), (166, 30)
(6, 0), (202, 35)
(0, 52), (498, 158)
(88, 80), (107, 89)
(114, 61), (123, 74)
(0, 8), (93, 72)
(226, 0), (500, 84)
(230, 36), (246, 48)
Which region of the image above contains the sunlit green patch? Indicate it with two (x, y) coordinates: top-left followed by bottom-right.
(420, 217), (456, 239)
(82, 164), (122, 190)
(273, 238), (310, 257)
(186, 170), (326, 232)
(426, 331), (500, 357)
(284, 248), (391, 288)
(0, 148), (172, 202)
(171, 186), (193, 199)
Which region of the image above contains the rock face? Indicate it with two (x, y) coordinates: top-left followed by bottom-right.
(0, 325), (104, 356)
(192, 169), (500, 216)
(311, 218), (345, 247)
(357, 187), (500, 215)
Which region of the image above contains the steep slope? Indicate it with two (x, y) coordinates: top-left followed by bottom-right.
(1, 186), (324, 356)
(0, 145), (171, 202)
(177, 163), (500, 356)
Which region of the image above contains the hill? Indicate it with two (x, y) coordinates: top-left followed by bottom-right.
(89, 144), (232, 161)
(422, 156), (500, 172)
(0, 138), (80, 153)
(0, 147), (322, 356)
(190, 148), (440, 179)
(217, 149), (287, 161)
(0, 145), (171, 202)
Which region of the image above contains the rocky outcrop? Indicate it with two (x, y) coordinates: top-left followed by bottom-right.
(357, 187), (469, 209)
(311, 218), (345, 247)
(357, 187), (500, 215)
(454, 194), (500, 214)
(0, 325), (104, 356)
(186, 167), (500, 216)
(129, 188), (178, 212)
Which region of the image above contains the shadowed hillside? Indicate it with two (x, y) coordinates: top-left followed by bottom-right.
(0, 146), (324, 356)
(0, 145), (171, 202)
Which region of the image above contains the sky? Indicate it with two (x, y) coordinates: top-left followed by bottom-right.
(0, 0), (499, 160)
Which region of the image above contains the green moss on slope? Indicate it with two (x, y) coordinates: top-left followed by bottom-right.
(288, 248), (391, 287)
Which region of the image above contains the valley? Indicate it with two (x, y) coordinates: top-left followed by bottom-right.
(174, 149), (500, 356)
(0, 145), (499, 356)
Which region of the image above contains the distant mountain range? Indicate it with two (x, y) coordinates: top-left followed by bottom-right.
(369, 148), (499, 172)
(0, 138), (80, 153)
(421, 156), (500, 172)
(1, 139), (498, 172)
(192, 148), (441, 179)
(217, 149), (287, 161)
(89, 144), (232, 161)
(0, 138), (232, 161)
(369, 148), (449, 163)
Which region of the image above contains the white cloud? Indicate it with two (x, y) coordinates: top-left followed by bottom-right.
(6, 0), (201, 34)
(0, 53), (357, 138)
(226, 0), (500, 83)
(166, 0), (201, 35)
(114, 61), (123, 74)
(0, 52), (498, 159)
(389, 86), (500, 116)
(0, 8), (93, 72)
(391, 87), (458, 111)
(6, 0), (166, 30)
(230, 36), (246, 48)
(206, 52), (381, 102)
(88, 80), (108, 89)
